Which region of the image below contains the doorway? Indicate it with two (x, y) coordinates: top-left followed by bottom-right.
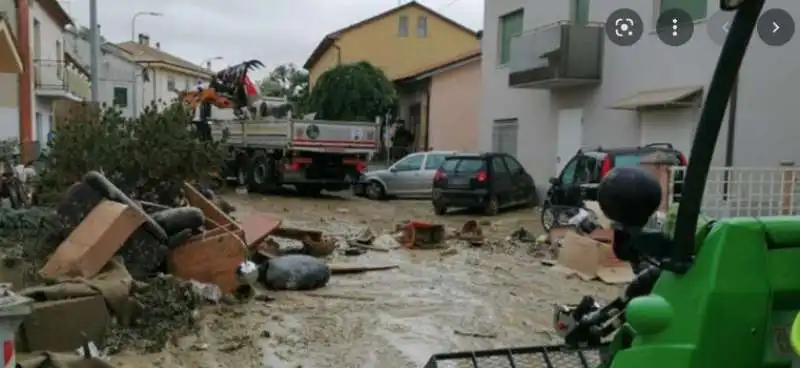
(556, 108), (583, 173)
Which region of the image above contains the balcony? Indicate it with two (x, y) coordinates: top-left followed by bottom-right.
(508, 21), (603, 89)
(34, 59), (89, 101)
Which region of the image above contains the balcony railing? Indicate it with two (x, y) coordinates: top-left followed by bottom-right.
(33, 59), (90, 100)
(508, 21), (603, 89)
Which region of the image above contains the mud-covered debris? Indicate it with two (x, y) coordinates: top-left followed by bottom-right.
(262, 254), (331, 290)
(509, 226), (535, 242)
(372, 234), (401, 250)
(458, 220), (484, 246)
(351, 227), (376, 244)
(106, 275), (200, 353)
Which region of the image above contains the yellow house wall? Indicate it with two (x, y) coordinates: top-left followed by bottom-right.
(308, 5), (478, 88)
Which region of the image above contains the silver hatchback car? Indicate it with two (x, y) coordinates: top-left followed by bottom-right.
(354, 151), (460, 200)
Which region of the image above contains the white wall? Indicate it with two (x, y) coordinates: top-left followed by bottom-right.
(30, 0), (63, 147)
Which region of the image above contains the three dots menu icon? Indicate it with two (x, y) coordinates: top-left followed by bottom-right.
(657, 8), (694, 46)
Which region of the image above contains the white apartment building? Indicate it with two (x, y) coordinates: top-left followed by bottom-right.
(116, 34), (212, 113)
(481, 0), (800, 193)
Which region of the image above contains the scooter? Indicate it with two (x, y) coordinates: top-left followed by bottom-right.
(425, 0), (782, 367)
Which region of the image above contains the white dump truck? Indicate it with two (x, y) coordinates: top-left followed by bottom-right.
(208, 104), (378, 195)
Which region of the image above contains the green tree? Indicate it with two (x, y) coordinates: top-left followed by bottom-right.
(257, 63), (310, 113)
(76, 25), (107, 43)
(35, 101), (225, 205)
(309, 61), (397, 121)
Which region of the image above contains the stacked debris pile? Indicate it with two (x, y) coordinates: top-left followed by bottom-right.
(105, 275), (199, 353)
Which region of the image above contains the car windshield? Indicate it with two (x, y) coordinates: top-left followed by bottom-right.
(442, 157), (484, 173)
(614, 151), (683, 167)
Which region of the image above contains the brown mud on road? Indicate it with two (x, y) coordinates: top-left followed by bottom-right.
(112, 192), (617, 368)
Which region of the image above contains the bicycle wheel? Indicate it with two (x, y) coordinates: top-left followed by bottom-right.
(541, 204), (581, 231)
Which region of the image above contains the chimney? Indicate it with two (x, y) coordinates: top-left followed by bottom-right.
(138, 33), (149, 46)
(155, 42), (160, 49)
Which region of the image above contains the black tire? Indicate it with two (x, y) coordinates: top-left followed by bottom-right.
(151, 207), (204, 236)
(247, 152), (276, 193)
(296, 184), (323, 196)
(366, 180), (386, 200)
(483, 196), (499, 216)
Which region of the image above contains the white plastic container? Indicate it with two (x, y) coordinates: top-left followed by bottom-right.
(0, 284), (32, 367)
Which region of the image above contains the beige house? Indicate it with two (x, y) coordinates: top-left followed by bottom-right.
(116, 34), (212, 112)
(394, 49), (481, 152)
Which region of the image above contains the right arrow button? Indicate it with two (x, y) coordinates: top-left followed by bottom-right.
(757, 8), (794, 46)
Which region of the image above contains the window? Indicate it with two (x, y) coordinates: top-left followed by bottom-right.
(184, 78), (190, 91)
(417, 16), (428, 37)
(398, 15), (409, 36)
(167, 76), (176, 91)
(491, 157), (508, 174)
(492, 119), (519, 157)
(113, 87), (128, 107)
(498, 9), (523, 65)
(559, 158), (579, 185)
(423, 154), (446, 170)
(503, 156), (524, 172)
(443, 158), (484, 173)
(393, 154), (423, 171)
(658, 0), (707, 22)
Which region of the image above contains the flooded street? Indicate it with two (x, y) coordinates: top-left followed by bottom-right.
(113, 192), (617, 368)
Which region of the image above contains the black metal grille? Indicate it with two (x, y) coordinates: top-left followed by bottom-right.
(423, 344), (606, 368)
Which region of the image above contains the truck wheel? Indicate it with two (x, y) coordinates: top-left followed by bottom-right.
(247, 153), (276, 193)
(296, 184), (322, 196)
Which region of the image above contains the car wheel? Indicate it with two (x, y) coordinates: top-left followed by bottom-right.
(366, 181), (386, 200)
(483, 196), (499, 216)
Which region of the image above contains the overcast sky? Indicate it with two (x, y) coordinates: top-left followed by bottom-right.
(57, 0), (483, 79)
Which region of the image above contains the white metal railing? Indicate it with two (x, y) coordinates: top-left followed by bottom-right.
(668, 165), (800, 218)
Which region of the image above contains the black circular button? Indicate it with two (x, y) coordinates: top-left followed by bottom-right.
(656, 8), (694, 46)
(757, 8), (794, 46)
(605, 8), (644, 46)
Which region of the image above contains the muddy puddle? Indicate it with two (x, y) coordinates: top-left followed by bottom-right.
(112, 192), (617, 368)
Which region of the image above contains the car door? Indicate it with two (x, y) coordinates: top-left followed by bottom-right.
(503, 155), (534, 204)
(555, 155), (584, 206)
(490, 156), (513, 206)
(416, 153), (447, 195)
(387, 153), (425, 194)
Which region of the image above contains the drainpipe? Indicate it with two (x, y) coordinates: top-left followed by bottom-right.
(16, 0), (32, 162)
(424, 79), (431, 150)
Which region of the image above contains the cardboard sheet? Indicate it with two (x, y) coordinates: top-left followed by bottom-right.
(556, 231), (634, 284)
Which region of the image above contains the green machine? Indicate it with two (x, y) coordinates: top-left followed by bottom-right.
(425, 0), (800, 367)
(560, 0), (800, 367)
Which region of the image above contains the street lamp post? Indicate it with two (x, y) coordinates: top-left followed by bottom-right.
(130, 11), (162, 118)
(201, 56), (223, 71)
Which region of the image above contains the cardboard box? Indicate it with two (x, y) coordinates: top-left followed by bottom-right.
(556, 231), (634, 284)
(41, 200), (148, 279)
(17, 295), (109, 352)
